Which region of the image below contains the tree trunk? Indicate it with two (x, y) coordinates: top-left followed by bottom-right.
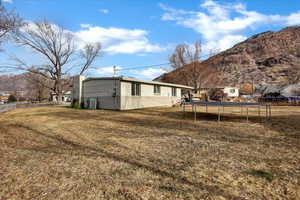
(55, 75), (63, 103)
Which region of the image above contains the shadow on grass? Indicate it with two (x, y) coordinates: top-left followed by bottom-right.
(27, 107), (300, 146)
(17, 123), (240, 199)
(247, 169), (275, 182)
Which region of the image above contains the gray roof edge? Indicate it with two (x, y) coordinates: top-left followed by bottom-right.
(83, 76), (193, 89)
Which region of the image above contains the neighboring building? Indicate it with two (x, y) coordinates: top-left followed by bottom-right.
(223, 87), (239, 98)
(0, 93), (10, 103)
(52, 91), (72, 102)
(281, 84), (300, 97)
(195, 86), (239, 100)
(256, 85), (283, 97)
(0, 90), (27, 101)
(72, 75), (193, 110)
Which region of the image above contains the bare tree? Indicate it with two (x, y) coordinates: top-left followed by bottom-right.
(24, 72), (51, 101)
(79, 42), (102, 75)
(2, 21), (101, 101)
(0, 4), (22, 47)
(169, 41), (203, 90)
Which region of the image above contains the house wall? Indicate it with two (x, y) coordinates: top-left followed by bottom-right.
(72, 75), (86, 104)
(82, 79), (120, 110)
(120, 81), (182, 110)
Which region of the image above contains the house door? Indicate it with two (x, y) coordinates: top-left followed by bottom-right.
(89, 98), (97, 109)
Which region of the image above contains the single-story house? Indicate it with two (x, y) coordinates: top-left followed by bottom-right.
(72, 75), (193, 110)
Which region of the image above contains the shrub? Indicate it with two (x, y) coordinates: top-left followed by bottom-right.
(72, 100), (82, 109)
(8, 95), (17, 103)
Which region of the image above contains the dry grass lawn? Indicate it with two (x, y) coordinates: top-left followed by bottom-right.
(0, 106), (299, 199)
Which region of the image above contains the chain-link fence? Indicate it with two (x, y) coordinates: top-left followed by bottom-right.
(0, 104), (17, 113)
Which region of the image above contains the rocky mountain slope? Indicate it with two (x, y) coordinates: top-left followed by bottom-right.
(156, 26), (300, 87)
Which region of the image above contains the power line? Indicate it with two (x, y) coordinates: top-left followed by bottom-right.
(117, 62), (171, 71)
(116, 52), (215, 72)
(111, 51), (218, 75)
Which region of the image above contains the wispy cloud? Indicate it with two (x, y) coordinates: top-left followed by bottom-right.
(2, 0), (13, 3)
(99, 9), (109, 14)
(139, 68), (166, 79)
(160, 0), (300, 53)
(75, 24), (165, 54)
(23, 22), (166, 55)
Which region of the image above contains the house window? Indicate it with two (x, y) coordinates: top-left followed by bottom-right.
(172, 87), (177, 96)
(154, 85), (161, 95)
(230, 89), (236, 94)
(131, 83), (141, 96)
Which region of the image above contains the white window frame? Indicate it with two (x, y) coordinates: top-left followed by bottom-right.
(172, 87), (177, 97)
(154, 85), (161, 95)
(131, 82), (141, 96)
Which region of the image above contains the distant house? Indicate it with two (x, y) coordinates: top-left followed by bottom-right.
(195, 86), (239, 100)
(256, 85), (283, 97)
(281, 84), (300, 97)
(72, 75), (193, 110)
(52, 91), (71, 102)
(0, 93), (10, 103)
(223, 87), (239, 98)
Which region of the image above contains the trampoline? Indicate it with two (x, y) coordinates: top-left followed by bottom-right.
(182, 101), (271, 122)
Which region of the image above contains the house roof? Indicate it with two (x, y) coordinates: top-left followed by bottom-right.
(256, 85), (283, 95)
(83, 76), (193, 89)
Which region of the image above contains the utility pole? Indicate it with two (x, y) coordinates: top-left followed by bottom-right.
(252, 77), (254, 97)
(113, 66), (116, 77)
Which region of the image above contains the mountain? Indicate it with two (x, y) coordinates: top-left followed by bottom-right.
(155, 26), (300, 87)
(0, 73), (71, 94)
(0, 73), (28, 91)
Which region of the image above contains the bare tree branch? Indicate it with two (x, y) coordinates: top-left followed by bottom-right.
(0, 5), (22, 47)
(79, 42), (102, 75)
(169, 41), (203, 90)
(0, 20), (102, 101)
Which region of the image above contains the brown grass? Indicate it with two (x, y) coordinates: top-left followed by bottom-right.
(0, 106), (299, 200)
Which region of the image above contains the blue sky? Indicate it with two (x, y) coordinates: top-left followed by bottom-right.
(1, 0), (300, 79)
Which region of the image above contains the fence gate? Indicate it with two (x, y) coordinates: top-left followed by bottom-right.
(88, 98), (97, 109)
